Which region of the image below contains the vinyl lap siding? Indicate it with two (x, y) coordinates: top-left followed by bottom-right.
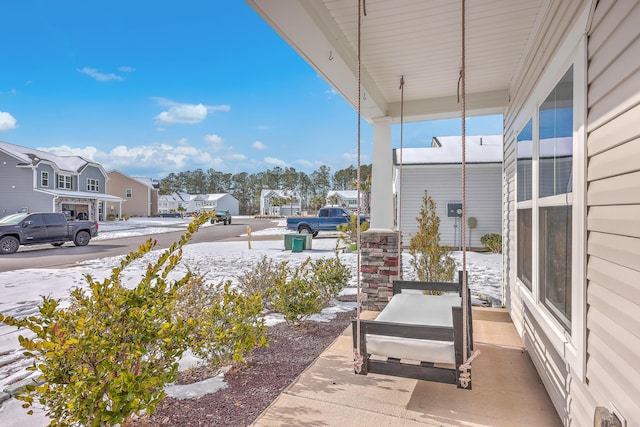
(586, 0), (640, 421)
(398, 164), (501, 249)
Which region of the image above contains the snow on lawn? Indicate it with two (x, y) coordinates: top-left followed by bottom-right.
(0, 217), (502, 424)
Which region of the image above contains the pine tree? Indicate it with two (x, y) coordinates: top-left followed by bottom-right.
(409, 194), (456, 284)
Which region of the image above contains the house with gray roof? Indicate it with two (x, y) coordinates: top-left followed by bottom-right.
(394, 135), (503, 249)
(0, 141), (122, 220)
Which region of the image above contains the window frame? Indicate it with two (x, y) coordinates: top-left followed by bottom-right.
(86, 178), (100, 192)
(125, 188), (133, 198)
(41, 171), (49, 187)
(58, 174), (72, 190)
(513, 28), (587, 381)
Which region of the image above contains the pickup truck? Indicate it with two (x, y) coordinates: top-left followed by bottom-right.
(0, 212), (99, 255)
(286, 206), (368, 238)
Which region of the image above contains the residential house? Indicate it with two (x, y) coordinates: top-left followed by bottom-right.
(260, 189), (301, 216)
(326, 190), (363, 213)
(248, 0), (640, 424)
(106, 170), (159, 217)
(0, 141), (122, 221)
(393, 135), (502, 249)
(158, 192), (239, 216)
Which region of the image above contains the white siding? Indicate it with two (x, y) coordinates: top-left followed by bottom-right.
(398, 163), (501, 249)
(584, 0), (640, 422)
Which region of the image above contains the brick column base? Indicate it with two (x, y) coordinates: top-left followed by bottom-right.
(359, 230), (401, 311)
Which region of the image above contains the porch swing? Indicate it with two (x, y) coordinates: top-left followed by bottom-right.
(351, 0), (478, 389)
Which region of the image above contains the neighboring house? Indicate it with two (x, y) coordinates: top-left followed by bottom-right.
(326, 190), (363, 213)
(260, 189), (301, 216)
(106, 170), (159, 217)
(250, 0), (640, 424)
(0, 141), (122, 221)
(393, 136), (502, 249)
(158, 192), (239, 216)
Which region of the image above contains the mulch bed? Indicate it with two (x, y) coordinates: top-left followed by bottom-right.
(129, 304), (356, 427)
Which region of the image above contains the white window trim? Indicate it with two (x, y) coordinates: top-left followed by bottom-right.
(513, 19), (588, 382)
(41, 171), (49, 187)
(58, 174), (72, 189)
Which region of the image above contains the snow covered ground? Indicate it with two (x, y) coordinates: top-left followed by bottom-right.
(0, 216), (502, 425)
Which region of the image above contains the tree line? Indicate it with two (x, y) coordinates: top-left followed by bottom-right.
(159, 164), (372, 215)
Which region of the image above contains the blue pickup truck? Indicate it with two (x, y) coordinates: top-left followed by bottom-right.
(286, 206), (368, 238)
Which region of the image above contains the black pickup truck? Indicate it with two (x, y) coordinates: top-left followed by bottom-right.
(0, 212), (99, 255)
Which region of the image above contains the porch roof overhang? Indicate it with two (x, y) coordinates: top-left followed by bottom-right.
(35, 188), (124, 203)
(246, 0), (547, 124)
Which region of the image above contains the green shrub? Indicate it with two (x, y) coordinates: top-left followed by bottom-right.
(409, 194), (456, 291)
(310, 255), (351, 304)
(480, 233), (502, 253)
(175, 276), (267, 371)
(336, 214), (370, 244)
(236, 255), (288, 311)
(269, 255), (351, 327)
(0, 213), (212, 427)
(271, 258), (323, 327)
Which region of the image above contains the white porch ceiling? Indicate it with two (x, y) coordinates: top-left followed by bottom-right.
(247, 0), (547, 123)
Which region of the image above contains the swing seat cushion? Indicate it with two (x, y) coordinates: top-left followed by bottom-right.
(366, 293), (461, 365)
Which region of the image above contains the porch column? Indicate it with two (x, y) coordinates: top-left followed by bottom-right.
(369, 116), (394, 230)
(360, 116), (400, 311)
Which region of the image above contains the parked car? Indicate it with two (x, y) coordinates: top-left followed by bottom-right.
(0, 212), (99, 255)
(211, 210), (232, 225)
(286, 206), (368, 237)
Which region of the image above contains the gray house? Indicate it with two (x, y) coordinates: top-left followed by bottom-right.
(249, 0), (640, 424)
(394, 135), (502, 249)
(0, 141), (122, 220)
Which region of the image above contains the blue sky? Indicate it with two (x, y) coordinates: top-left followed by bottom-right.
(0, 1), (502, 179)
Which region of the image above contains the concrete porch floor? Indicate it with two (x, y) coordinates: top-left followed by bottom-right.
(251, 307), (562, 427)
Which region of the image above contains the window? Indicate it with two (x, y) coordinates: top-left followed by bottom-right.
(87, 179), (99, 192)
(41, 171), (49, 187)
(516, 120), (533, 290)
(58, 174), (72, 189)
(125, 189), (133, 198)
(516, 66), (575, 330)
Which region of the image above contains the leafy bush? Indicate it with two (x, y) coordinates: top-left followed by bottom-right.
(409, 194), (456, 290)
(0, 213), (212, 427)
(175, 276), (267, 371)
(336, 214), (370, 244)
(480, 233), (502, 253)
(264, 254), (351, 327)
(271, 258), (323, 326)
(310, 255), (351, 304)
(236, 255), (288, 311)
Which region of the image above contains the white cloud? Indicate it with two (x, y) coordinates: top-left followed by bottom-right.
(1, 89), (17, 95)
(118, 66), (136, 72)
(0, 112), (17, 131)
(78, 67), (124, 82)
(39, 142), (225, 176)
(205, 134), (230, 152)
(155, 104), (208, 124)
(264, 156), (290, 167)
(252, 141), (268, 150)
(227, 153), (247, 161)
(153, 97), (230, 125)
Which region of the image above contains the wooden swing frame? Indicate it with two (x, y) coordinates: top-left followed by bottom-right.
(352, 0), (477, 389)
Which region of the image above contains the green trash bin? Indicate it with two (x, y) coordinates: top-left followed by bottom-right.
(291, 236), (305, 253)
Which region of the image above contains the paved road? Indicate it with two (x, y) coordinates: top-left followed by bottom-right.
(0, 217), (277, 273)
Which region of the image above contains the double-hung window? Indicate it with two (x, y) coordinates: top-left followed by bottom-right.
(515, 27), (587, 379)
(87, 179), (99, 192)
(58, 174), (72, 189)
(41, 171), (49, 187)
